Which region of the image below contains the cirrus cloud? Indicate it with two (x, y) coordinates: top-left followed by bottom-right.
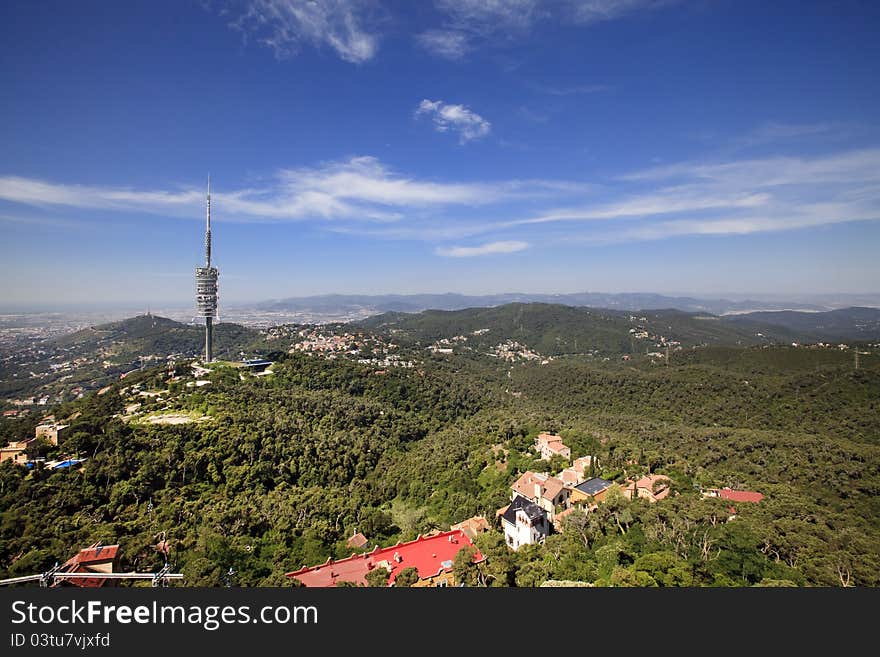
(435, 240), (529, 257)
(228, 0), (379, 64)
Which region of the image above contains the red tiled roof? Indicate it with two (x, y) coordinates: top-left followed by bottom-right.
(717, 488), (764, 503)
(511, 471), (566, 503)
(541, 477), (565, 501)
(536, 433), (569, 453)
(559, 469), (580, 485)
(621, 474), (671, 500)
(286, 530), (485, 587)
(55, 543), (119, 588)
(346, 532), (369, 549)
(450, 516), (490, 540)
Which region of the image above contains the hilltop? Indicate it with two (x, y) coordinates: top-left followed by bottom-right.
(52, 314), (259, 360)
(0, 315), (261, 406)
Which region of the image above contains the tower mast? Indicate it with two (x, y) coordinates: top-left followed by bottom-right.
(195, 175), (219, 363)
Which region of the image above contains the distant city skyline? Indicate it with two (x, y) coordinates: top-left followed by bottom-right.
(2, 1), (879, 306)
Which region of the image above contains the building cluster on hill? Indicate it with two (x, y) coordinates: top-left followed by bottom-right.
(290, 328), (414, 368)
(495, 432), (761, 551)
(0, 420), (768, 588)
(0, 419), (87, 472)
(1, 421), (66, 463)
(286, 431), (766, 586)
(489, 340), (543, 362)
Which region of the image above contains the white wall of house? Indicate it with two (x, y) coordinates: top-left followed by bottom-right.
(502, 510), (549, 550)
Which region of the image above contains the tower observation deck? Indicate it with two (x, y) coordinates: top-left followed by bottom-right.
(195, 176), (219, 362)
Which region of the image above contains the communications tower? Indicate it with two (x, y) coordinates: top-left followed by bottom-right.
(195, 176), (219, 362)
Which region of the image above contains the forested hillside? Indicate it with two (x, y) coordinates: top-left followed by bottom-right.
(358, 303), (799, 355)
(1, 332), (877, 587)
(0, 305), (880, 586)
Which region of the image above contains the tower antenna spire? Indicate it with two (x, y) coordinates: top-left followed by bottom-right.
(205, 174), (211, 268)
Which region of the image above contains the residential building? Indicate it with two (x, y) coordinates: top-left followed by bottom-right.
(286, 530), (484, 587)
(559, 468), (581, 486)
(534, 432), (571, 461)
(560, 456), (596, 485)
(0, 439), (32, 464)
(499, 496), (550, 550)
(54, 543), (119, 588)
(702, 487), (764, 503)
(572, 455), (595, 474)
(345, 532), (369, 551)
(510, 471), (571, 520)
(570, 477), (614, 505)
(34, 423), (68, 446)
(621, 474), (671, 502)
(450, 515), (490, 541)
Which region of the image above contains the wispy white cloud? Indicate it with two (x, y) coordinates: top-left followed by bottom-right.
(0, 176), (202, 211)
(528, 82), (609, 96)
(509, 190), (771, 226)
(435, 240), (529, 257)
(415, 29), (471, 60)
(416, 0), (540, 61)
(613, 201), (880, 242)
(420, 0), (674, 58)
(730, 121), (852, 151)
(621, 148), (880, 187)
(0, 156), (579, 225)
(563, 0), (676, 25)
(0, 213), (96, 229)
(553, 149), (880, 243)
(517, 106), (550, 123)
(374, 148), (880, 244)
(228, 0), (379, 63)
(415, 99), (491, 143)
(434, 0), (542, 32)
(3, 148), (877, 249)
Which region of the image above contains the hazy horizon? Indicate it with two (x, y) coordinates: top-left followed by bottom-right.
(3, 289), (880, 316)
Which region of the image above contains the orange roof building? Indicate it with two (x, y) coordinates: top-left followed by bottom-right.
(535, 432), (571, 461)
(345, 532), (369, 550)
(510, 471), (571, 520)
(621, 474), (671, 503)
(450, 515), (490, 540)
(703, 487), (764, 503)
(54, 543), (119, 588)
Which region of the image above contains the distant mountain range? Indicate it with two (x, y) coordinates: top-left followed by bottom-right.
(724, 307), (880, 342)
(255, 292), (879, 317)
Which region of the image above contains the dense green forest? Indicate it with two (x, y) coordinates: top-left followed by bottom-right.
(1, 309), (878, 587)
(358, 302), (803, 355)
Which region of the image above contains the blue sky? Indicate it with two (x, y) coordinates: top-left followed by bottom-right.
(1, 0), (879, 306)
